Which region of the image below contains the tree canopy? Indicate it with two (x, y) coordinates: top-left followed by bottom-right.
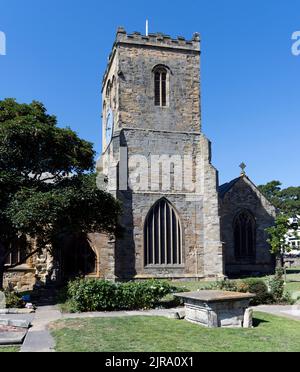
(258, 181), (300, 216)
(259, 181), (300, 265)
(0, 98), (121, 288)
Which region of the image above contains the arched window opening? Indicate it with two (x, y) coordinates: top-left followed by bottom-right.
(144, 199), (182, 266)
(106, 80), (111, 98)
(111, 76), (116, 109)
(154, 66), (169, 107)
(234, 210), (256, 260)
(5, 236), (27, 267)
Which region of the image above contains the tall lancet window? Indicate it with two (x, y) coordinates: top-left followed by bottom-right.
(144, 199), (183, 266)
(154, 66), (169, 107)
(234, 210), (256, 260)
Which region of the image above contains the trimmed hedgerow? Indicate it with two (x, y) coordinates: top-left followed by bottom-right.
(67, 279), (177, 313)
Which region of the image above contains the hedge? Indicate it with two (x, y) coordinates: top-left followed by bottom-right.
(67, 279), (177, 312)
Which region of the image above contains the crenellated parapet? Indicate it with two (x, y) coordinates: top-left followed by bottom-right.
(115, 26), (200, 48)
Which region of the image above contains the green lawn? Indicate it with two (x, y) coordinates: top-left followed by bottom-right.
(50, 312), (300, 352)
(0, 346), (19, 353)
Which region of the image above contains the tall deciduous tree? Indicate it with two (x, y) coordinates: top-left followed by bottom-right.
(259, 182), (299, 265)
(258, 181), (300, 215)
(0, 99), (121, 289)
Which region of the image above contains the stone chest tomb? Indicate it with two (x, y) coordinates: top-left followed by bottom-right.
(175, 290), (255, 328)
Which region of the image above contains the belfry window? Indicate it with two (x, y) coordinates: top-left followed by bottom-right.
(154, 66), (168, 107)
(144, 199), (182, 266)
(234, 210), (256, 260)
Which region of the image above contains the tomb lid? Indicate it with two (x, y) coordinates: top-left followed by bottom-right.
(174, 290), (255, 303)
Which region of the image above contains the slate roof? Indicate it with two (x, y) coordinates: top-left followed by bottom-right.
(218, 177), (241, 198)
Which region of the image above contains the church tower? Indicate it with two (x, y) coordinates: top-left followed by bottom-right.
(96, 28), (224, 280)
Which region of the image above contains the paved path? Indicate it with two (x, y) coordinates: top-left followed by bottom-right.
(255, 305), (300, 321)
(20, 306), (184, 352)
(0, 313), (35, 323)
(20, 306), (62, 352)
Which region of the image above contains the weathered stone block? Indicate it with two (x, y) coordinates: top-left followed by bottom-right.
(175, 290), (255, 328)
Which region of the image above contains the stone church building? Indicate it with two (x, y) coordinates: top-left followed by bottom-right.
(4, 28), (276, 290)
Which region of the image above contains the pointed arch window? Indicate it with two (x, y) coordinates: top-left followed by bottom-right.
(153, 66), (169, 107)
(234, 210), (256, 260)
(144, 199), (182, 266)
(106, 80), (111, 98)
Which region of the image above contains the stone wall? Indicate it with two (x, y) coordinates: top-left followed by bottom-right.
(3, 266), (36, 292)
(96, 128), (224, 280)
(3, 248), (53, 291)
(102, 28), (201, 137)
(219, 176), (277, 276)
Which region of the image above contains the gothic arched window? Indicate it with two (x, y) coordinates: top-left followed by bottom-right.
(106, 80), (111, 98)
(153, 66), (169, 107)
(233, 210), (256, 260)
(144, 199), (182, 266)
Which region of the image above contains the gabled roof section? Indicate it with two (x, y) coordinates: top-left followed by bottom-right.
(218, 177), (241, 198)
(218, 175), (277, 215)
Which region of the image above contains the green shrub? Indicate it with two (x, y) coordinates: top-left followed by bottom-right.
(4, 291), (25, 309)
(280, 292), (295, 305)
(202, 278), (272, 305)
(237, 278), (272, 306)
(117, 280), (173, 310)
(67, 279), (117, 312)
(268, 269), (285, 303)
(218, 280), (238, 292)
(67, 279), (176, 313)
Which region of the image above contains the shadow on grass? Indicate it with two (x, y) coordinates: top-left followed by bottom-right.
(253, 317), (269, 328)
(287, 269), (300, 275)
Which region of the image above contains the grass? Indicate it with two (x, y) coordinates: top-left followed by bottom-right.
(0, 346), (19, 353)
(50, 312), (300, 352)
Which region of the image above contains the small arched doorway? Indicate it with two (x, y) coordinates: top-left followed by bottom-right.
(60, 235), (97, 281)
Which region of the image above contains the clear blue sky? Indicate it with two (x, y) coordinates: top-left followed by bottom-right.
(0, 0), (299, 187)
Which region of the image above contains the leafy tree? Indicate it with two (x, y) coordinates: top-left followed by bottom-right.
(259, 181), (300, 266)
(258, 181), (300, 215)
(258, 181), (282, 208)
(266, 215), (296, 267)
(279, 187), (300, 215)
(0, 98), (121, 289)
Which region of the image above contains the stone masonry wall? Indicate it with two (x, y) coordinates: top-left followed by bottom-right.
(96, 128), (224, 280)
(219, 176), (277, 276)
(95, 28), (224, 280)
(3, 248), (52, 291)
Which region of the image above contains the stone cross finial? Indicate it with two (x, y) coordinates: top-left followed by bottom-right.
(239, 162), (246, 176)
